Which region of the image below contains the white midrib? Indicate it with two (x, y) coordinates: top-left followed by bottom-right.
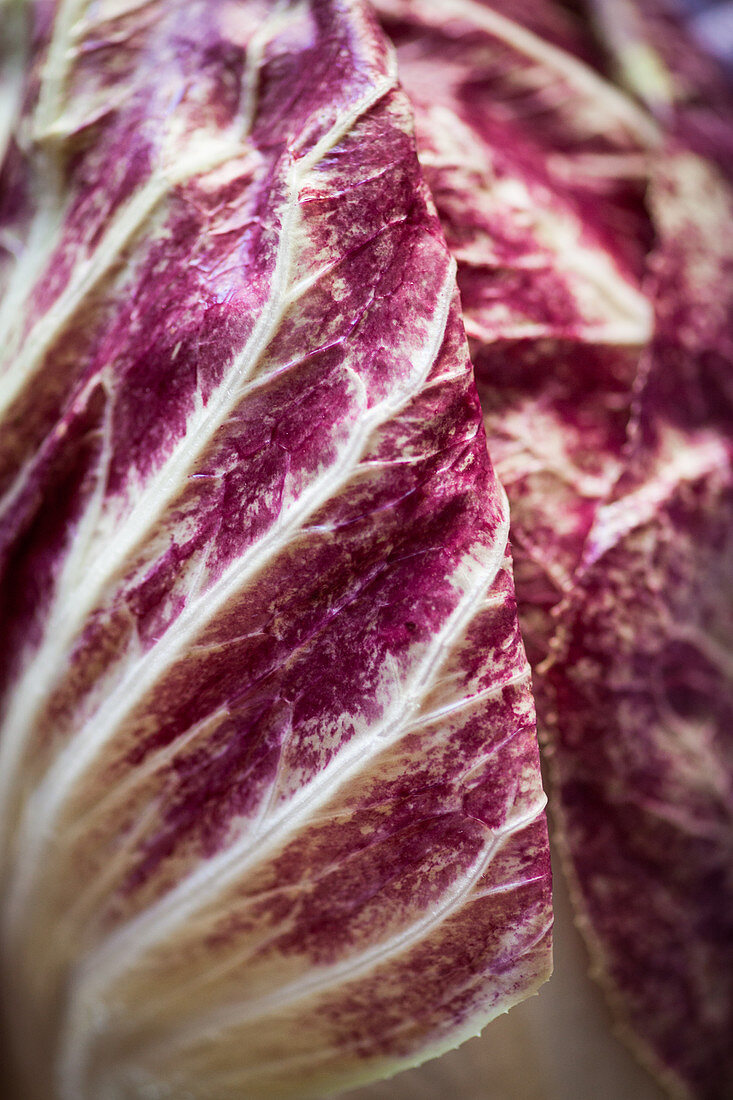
(0, 132), (252, 410)
(0, 0), (307, 413)
(94, 797), (547, 1094)
(3, 242), (454, 946)
(62, 645), (530, 937)
(32, 0), (85, 139)
(0, 0), (255, 377)
(0, 69), (398, 857)
(0, 0), (27, 174)
(0, 0), (79, 360)
(113, 684), (535, 1023)
(0, 195), (67, 376)
(59, 499), (515, 1095)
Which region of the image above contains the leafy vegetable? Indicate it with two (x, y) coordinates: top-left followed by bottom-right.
(3, 0), (731, 1097)
(0, 1), (551, 1098)
(374, 0), (733, 1095)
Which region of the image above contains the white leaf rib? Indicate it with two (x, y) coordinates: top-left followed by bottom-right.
(0, 133), (248, 408)
(3, 248), (454, 949)
(65, 739), (541, 1100)
(122, 801), (545, 1054)
(55, 466), (496, 910)
(407, 661), (530, 731)
(0, 14), (259, 476)
(61, 480), (510, 1042)
(0, 69), (398, 859)
(32, 0), (87, 140)
(73, 707), (540, 1029)
(0, 9), (553, 1100)
(127, 889), (550, 1097)
(60, 552), (516, 910)
(0, 0), (27, 176)
(0, 197), (67, 375)
(0, 0), (291, 375)
(56, 706), (233, 930)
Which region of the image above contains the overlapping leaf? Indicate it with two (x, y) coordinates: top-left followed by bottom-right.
(374, 0), (733, 1095)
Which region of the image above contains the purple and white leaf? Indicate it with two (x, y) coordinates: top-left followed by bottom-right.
(0, 1), (551, 1098)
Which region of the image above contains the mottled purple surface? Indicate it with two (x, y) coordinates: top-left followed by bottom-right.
(0, 2), (550, 1099)
(546, 150), (733, 1100)
(374, 1), (733, 1097)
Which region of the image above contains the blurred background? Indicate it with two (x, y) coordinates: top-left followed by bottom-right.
(679, 0), (733, 67)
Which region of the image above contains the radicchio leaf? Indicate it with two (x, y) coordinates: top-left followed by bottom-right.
(0, 2), (551, 1098)
(374, 0), (733, 1096)
(545, 149), (733, 1100)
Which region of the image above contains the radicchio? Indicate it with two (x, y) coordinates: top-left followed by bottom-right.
(374, 0), (733, 1096)
(0, 2), (551, 1098)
